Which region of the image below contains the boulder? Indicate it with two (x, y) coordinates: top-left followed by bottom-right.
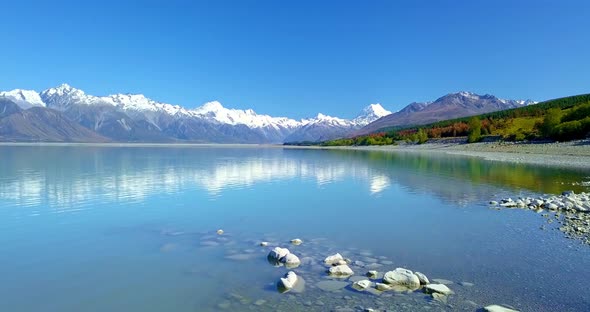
(290, 238), (303, 245)
(329, 264), (354, 277)
(366, 270), (378, 279)
(278, 271), (298, 293)
(268, 247), (290, 261)
(281, 253), (301, 268)
(383, 268), (420, 288)
(324, 253), (344, 265)
(414, 271), (429, 285)
(423, 283), (453, 295)
(352, 279), (372, 290)
(375, 283), (392, 291)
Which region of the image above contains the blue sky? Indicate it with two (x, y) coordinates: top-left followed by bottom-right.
(1, 0), (589, 119)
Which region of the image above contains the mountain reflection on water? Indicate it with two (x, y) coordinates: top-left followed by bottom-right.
(0, 145), (588, 211)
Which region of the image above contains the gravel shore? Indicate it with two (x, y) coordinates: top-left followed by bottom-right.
(321, 139), (590, 169)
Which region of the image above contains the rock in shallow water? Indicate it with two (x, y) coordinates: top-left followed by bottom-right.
(375, 282), (392, 291)
(431, 278), (453, 285)
(290, 238), (303, 245)
(324, 253), (344, 265)
(352, 279), (372, 290)
(281, 253), (301, 268)
(484, 305), (520, 312)
(278, 271), (298, 293)
(329, 264), (354, 277)
(423, 283), (453, 295)
(366, 270), (378, 279)
(316, 280), (348, 291)
(414, 271), (429, 285)
(383, 268), (420, 288)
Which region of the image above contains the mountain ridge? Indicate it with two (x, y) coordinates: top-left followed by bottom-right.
(1, 84), (391, 143)
(354, 91), (537, 136)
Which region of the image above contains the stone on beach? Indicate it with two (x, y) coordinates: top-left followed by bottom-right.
(329, 264), (354, 277)
(383, 268), (420, 288)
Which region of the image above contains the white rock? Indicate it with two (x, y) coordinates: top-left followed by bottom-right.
(281, 253), (301, 268)
(268, 247), (290, 261)
(324, 253), (344, 265)
(353, 279), (372, 290)
(423, 283), (453, 295)
(278, 271), (298, 292)
(335, 259), (348, 265)
(414, 272), (430, 285)
(290, 238), (303, 245)
(216, 229), (224, 235)
(484, 305), (520, 312)
(260, 241), (269, 247)
(367, 270), (378, 279)
(383, 268), (420, 287)
(329, 264), (354, 276)
(375, 282), (392, 291)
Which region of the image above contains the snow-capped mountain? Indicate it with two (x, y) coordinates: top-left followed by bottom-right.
(352, 104), (391, 125)
(284, 104), (391, 142)
(0, 89), (46, 109)
(1, 84), (388, 143)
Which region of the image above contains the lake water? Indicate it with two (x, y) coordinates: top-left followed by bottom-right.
(1, 145), (589, 312)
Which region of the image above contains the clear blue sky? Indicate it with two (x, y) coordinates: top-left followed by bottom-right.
(1, 0), (589, 119)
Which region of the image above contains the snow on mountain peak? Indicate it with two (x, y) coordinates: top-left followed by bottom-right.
(0, 89), (46, 109)
(352, 103), (392, 126)
(197, 101), (225, 113)
(192, 101), (301, 129)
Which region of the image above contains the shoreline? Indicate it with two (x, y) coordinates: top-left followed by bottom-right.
(315, 140), (590, 169)
(2, 140), (590, 169)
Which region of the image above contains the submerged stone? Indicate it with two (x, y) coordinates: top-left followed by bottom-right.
(329, 264), (354, 277)
(316, 280), (348, 291)
(352, 279), (372, 290)
(484, 305), (520, 312)
(423, 283), (453, 295)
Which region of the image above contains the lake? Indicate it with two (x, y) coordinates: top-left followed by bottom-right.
(1, 145), (589, 311)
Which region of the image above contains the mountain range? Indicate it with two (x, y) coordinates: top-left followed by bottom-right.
(353, 92), (537, 136)
(0, 84), (535, 143)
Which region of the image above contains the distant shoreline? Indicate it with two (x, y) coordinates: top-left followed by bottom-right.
(2, 140), (590, 169)
(314, 140), (590, 169)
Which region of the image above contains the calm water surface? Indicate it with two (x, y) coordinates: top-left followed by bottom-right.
(1, 145), (589, 311)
